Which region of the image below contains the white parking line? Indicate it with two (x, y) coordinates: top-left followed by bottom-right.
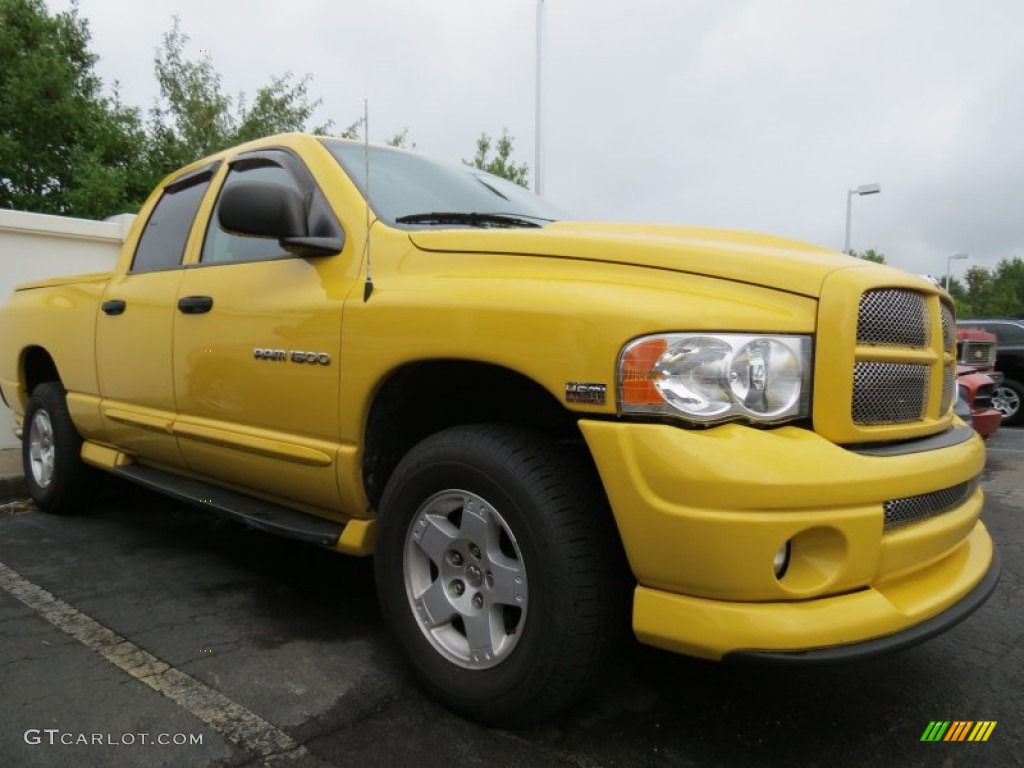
(0, 560), (308, 764)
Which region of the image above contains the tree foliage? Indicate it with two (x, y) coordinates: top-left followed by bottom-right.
(465, 129), (529, 188)
(2, 4), (529, 219)
(953, 257), (1024, 318)
(149, 18), (330, 173)
(0, 5), (332, 218)
(0, 0), (150, 216)
(340, 118), (415, 149)
(851, 248), (886, 264)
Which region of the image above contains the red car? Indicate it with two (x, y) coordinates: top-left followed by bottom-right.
(957, 369), (1002, 439)
(955, 328), (1002, 439)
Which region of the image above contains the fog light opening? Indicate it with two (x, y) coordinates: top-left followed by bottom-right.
(773, 541), (792, 579)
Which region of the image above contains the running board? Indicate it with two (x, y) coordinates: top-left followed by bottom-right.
(111, 464), (345, 548)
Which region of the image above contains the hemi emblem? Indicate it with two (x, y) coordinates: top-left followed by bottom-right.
(565, 382), (607, 405)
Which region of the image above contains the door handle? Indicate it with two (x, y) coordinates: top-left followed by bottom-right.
(177, 296), (214, 314)
(101, 300), (126, 316)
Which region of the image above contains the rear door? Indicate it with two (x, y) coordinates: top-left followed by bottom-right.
(96, 165), (216, 467)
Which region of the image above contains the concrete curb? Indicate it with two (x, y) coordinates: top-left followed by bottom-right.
(0, 448), (27, 502)
(0, 475), (27, 502)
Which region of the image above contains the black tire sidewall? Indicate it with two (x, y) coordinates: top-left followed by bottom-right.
(997, 378), (1023, 425)
(22, 383), (91, 513)
(376, 429), (586, 719)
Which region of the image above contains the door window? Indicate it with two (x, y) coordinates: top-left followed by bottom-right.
(990, 323), (1024, 343)
(131, 169), (214, 273)
(201, 164), (299, 265)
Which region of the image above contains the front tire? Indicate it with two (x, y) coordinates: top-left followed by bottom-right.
(375, 425), (626, 725)
(992, 377), (1023, 426)
(23, 382), (99, 514)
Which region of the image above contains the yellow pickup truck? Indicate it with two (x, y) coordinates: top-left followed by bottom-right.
(0, 133), (999, 724)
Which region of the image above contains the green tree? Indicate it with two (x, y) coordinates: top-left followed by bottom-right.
(946, 275), (968, 314)
(994, 256), (1024, 315)
(954, 264), (1019, 319)
(958, 262), (1022, 317)
(339, 118), (414, 149)
(962, 265), (994, 315)
(384, 127), (414, 149)
(0, 0), (150, 217)
(850, 248), (886, 264)
(465, 129), (529, 188)
(4, 5), (531, 218)
(149, 18), (331, 176)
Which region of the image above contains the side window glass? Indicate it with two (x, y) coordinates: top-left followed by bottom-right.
(201, 164), (298, 265)
(131, 172), (212, 273)
(996, 324), (1024, 343)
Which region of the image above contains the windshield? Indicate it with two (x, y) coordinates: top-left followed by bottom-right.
(321, 139), (566, 227)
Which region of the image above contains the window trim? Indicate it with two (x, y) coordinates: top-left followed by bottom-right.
(128, 162), (220, 274)
(195, 148), (342, 269)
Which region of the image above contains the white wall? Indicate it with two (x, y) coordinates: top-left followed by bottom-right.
(0, 210), (132, 448)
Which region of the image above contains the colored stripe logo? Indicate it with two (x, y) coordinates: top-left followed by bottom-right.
(921, 721), (997, 742)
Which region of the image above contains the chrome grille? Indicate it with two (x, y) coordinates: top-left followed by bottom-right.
(852, 363), (928, 424)
(959, 340), (997, 368)
(940, 303), (955, 351)
(857, 290), (928, 347)
(820, 280), (952, 443)
(941, 364), (954, 414)
(884, 478), (978, 531)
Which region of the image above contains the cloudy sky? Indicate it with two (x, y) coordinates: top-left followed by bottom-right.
(50, 0), (1024, 280)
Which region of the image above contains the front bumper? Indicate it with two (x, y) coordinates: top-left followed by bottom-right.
(729, 543), (1000, 663)
(580, 419), (996, 660)
(971, 409), (1002, 439)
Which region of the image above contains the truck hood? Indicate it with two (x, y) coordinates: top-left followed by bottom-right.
(409, 222), (889, 298)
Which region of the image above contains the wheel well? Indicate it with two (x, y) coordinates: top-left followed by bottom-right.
(997, 352), (1024, 383)
(22, 347), (61, 395)
(362, 361), (582, 508)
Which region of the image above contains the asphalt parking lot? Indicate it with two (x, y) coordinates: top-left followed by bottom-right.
(1, 429), (1021, 768)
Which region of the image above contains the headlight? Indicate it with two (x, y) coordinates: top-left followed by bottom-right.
(954, 384), (972, 420)
(618, 333), (812, 424)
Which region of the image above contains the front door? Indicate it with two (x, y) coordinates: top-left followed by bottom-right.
(172, 151), (354, 513)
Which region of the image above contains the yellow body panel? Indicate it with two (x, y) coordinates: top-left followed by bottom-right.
(171, 258), (351, 511)
(633, 522), (993, 659)
(96, 269), (186, 468)
(580, 418), (991, 656)
(0, 278), (107, 410)
(0, 132), (997, 661)
(334, 228), (817, 432)
(580, 420), (985, 597)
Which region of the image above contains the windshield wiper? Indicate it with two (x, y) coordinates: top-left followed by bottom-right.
(394, 212), (544, 228)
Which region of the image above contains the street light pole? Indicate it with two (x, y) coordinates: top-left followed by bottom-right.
(534, 0), (544, 196)
(843, 182), (881, 254)
(945, 253), (968, 291)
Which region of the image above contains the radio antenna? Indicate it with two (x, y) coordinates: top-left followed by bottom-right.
(362, 98), (374, 302)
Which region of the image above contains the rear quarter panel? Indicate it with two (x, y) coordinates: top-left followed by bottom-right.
(0, 277), (108, 415)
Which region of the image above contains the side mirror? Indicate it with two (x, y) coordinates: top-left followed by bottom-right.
(218, 180), (343, 257)
(219, 180), (306, 239)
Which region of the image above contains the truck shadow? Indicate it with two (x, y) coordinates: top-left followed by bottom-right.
(81, 478), (1010, 767)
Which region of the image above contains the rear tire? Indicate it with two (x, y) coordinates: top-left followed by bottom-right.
(23, 382), (99, 514)
(375, 424), (627, 725)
